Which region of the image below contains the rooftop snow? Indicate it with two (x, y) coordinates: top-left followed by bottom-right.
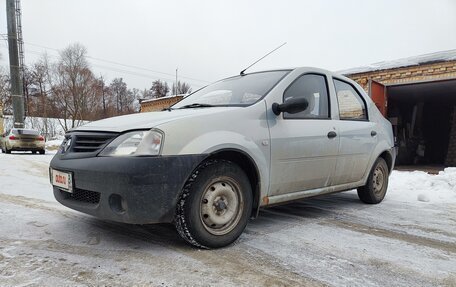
(339, 49), (456, 75)
(140, 94), (186, 104)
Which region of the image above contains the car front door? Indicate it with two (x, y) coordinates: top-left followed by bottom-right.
(331, 78), (377, 185)
(268, 73), (339, 196)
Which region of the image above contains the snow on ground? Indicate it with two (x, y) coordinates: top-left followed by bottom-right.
(0, 151), (455, 286)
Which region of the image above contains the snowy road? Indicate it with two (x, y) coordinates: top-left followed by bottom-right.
(0, 151), (455, 286)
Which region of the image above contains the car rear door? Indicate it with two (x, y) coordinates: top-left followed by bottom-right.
(268, 73), (339, 196)
(331, 78), (377, 185)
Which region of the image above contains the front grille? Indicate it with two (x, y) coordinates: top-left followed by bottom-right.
(71, 133), (117, 153)
(61, 188), (101, 204)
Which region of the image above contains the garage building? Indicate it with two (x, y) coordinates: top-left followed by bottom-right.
(343, 50), (456, 167)
(140, 95), (184, 112)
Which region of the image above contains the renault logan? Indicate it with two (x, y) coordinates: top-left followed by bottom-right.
(50, 67), (396, 248)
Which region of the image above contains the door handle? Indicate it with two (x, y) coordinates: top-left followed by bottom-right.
(327, 131), (337, 139)
(371, 131), (377, 137)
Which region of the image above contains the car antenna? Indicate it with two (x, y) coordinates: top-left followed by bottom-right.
(240, 42), (287, 75)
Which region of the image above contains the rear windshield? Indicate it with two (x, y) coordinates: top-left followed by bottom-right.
(172, 70), (290, 108)
(12, 129), (39, 136)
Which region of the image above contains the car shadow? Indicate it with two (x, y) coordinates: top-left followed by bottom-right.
(75, 191), (364, 250)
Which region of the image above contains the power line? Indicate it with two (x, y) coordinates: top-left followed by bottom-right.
(0, 35), (210, 86)
(0, 44), (205, 88)
(10, 39), (210, 84)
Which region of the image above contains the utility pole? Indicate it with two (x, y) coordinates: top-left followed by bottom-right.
(175, 68), (178, 95)
(6, 0), (25, 128)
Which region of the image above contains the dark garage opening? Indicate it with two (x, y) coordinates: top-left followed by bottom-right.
(387, 79), (456, 166)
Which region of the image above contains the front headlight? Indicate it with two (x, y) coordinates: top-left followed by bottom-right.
(99, 129), (164, 157)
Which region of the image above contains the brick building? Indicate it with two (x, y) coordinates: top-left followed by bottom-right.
(342, 50), (456, 166)
(140, 95), (184, 112)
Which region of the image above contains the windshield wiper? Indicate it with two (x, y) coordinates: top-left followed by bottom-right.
(178, 103), (215, 109)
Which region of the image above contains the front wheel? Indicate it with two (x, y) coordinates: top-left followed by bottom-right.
(175, 160), (252, 249)
(357, 157), (389, 204)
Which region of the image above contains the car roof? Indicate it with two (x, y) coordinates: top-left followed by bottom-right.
(242, 67), (355, 82)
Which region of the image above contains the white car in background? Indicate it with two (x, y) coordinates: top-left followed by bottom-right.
(0, 128), (45, 154)
(50, 67), (396, 248)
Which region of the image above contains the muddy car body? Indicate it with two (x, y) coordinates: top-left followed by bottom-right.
(50, 67), (396, 248)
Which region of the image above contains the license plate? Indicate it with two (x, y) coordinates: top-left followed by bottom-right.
(51, 169), (73, 193)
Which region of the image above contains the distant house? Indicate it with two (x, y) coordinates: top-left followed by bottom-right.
(140, 95), (184, 112)
(342, 50), (456, 166)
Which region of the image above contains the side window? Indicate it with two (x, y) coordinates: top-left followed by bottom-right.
(333, 79), (367, 120)
(283, 74), (329, 119)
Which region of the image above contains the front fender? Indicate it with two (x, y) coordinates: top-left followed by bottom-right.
(179, 131), (270, 201)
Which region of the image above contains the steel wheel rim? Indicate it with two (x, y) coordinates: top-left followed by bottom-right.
(372, 165), (385, 196)
(200, 176), (244, 236)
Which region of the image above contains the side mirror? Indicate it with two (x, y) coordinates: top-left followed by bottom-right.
(272, 97), (309, 116)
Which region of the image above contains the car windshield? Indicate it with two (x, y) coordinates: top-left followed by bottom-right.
(173, 70), (290, 108)
(12, 129), (39, 136)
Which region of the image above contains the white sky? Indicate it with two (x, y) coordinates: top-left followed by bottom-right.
(1, 0), (456, 91)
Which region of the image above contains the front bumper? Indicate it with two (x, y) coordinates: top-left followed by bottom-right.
(50, 154), (206, 224)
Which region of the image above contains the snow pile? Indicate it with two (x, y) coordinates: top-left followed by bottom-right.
(45, 137), (64, 151)
(387, 169), (456, 204)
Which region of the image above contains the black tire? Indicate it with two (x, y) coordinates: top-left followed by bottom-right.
(175, 160), (252, 249)
(5, 147), (11, 154)
(39, 149), (45, 155)
(357, 157), (389, 204)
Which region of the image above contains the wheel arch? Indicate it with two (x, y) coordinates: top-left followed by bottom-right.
(203, 148), (261, 219)
(378, 149), (393, 173)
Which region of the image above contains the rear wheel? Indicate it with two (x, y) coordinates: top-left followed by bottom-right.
(39, 149), (45, 155)
(5, 146), (11, 154)
(175, 160), (252, 249)
(357, 157), (389, 204)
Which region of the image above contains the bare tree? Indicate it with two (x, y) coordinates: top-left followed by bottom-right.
(30, 55), (53, 118)
(52, 43), (96, 131)
(0, 67), (11, 115)
(109, 77), (128, 114)
(3, 44), (146, 129)
(151, 80), (169, 98)
(129, 88), (141, 113)
(172, 80), (192, 95)
(140, 88), (154, 99)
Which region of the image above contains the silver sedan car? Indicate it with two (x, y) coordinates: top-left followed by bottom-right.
(50, 67), (396, 248)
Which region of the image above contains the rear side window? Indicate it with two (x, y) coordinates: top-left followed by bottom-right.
(333, 79), (367, 120)
(283, 74), (330, 119)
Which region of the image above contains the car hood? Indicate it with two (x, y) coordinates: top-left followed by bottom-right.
(73, 107), (239, 133)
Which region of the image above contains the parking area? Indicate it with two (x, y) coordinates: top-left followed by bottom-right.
(0, 152), (455, 286)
